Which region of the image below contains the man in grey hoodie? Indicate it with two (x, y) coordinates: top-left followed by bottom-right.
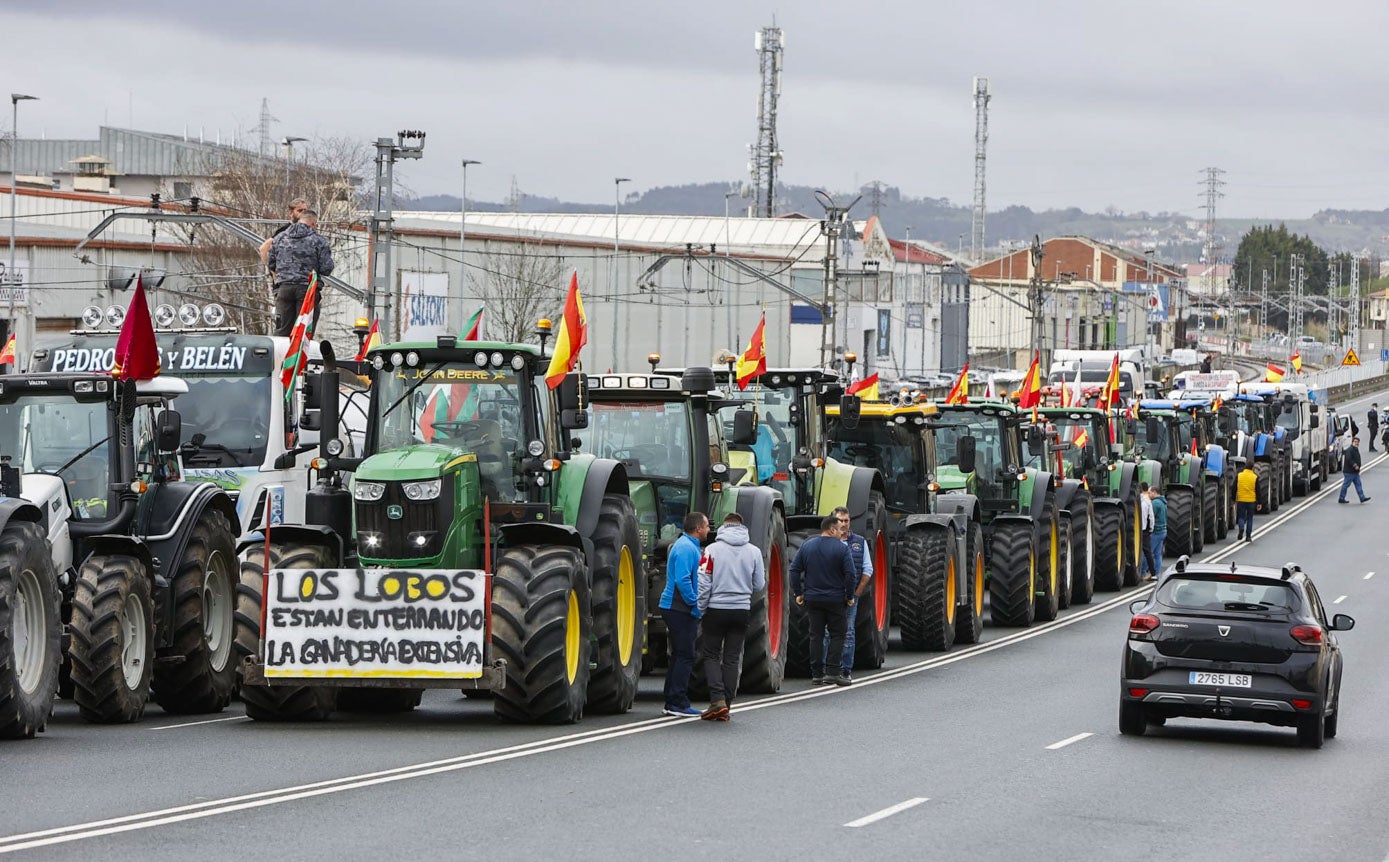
(267, 209), (335, 337)
(697, 512), (766, 720)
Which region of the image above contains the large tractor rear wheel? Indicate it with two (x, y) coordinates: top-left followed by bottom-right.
(1034, 506), (1062, 623)
(954, 521), (986, 644)
(783, 529), (817, 678)
(1202, 482), (1219, 546)
(896, 524), (957, 652)
(1091, 503), (1124, 592)
(1165, 488), (1196, 557)
(1255, 463), (1273, 514)
(741, 510), (788, 693)
(236, 542), (338, 722)
(585, 494), (645, 714)
(492, 544), (592, 724)
(989, 521), (1037, 627)
(0, 521), (61, 739)
(853, 492), (891, 670)
(152, 509), (239, 715)
(69, 553), (154, 724)
(1069, 492), (1095, 606)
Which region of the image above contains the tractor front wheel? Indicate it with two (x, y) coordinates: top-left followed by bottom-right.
(0, 521), (61, 739)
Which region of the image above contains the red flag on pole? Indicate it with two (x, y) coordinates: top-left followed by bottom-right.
(1017, 351), (1042, 409)
(736, 313), (768, 390)
(846, 372), (879, 401)
(109, 276), (161, 380)
(1099, 353), (1121, 411)
(545, 272), (588, 389)
(354, 319), (380, 361)
(945, 363), (970, 405)
(0, 334), (14, 367)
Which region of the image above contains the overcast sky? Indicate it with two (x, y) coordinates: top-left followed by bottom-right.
(6, 1), (1389, 222)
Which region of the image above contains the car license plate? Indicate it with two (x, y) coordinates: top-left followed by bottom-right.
(1189, 671), (1252, 688)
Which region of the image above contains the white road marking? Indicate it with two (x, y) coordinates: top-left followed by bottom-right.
(1335, 595), (1348, 604)
(1045, 732), (1093, 750)
(150, 716), (250, 731)
(1365, 572), (1376, 580)
(844, 798), (930, 828)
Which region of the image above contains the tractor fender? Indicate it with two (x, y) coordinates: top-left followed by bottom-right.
(237, 524), (345, 564)
(1052, 479), (1082, 512)
(733, 484), (783, 545)
(933, 492), (980, 525)
(497, 522), (593, 570)
(140, 482), (241, 584)
(0, 497), (44, 538)
(813, 457), (879, 521)
(571, 456), (631, 541)
(77, 535), (155, 577)
(1204, 445), (1226, 478)
(1111, 461), (1138, 504)
(902, 515), (966, 599)
(843, 463), (885, 527)
(1027, 471), (1055, 521)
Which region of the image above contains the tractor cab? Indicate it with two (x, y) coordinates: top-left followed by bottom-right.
(933, 403), (1024, 508)
(826, 401), (938, 519)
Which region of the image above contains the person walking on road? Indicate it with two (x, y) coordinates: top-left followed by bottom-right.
(1147, 486), (1168, 580)
(660, 512), (709, 717)
(1235, 458), (1258, 542)
(1338, 438), (1371, 504)
(822, 506), (872, 683)
(697, 512), (766, 721)
(267, 208), (335, 337)
(790, 515), (857, 686)
(1368, 405), (1379, 452)
(1139, 482), (1157, 580)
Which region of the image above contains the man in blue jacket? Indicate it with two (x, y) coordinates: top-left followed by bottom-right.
(660, 511), (709, 716)
(823, 506), (872, 683)
(791, 514), (858, 686)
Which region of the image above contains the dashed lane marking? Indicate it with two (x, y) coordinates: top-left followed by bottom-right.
(1335, 596), (1348, 604)
(844, 798), (930, 828)
(1045, 732), (1094, 750)
(1365, 572), (1376, 580)
(151, 716), (251, 731)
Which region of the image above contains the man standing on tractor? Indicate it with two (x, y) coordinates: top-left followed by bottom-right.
(823, 506), (871, 683)
(660, 512), (709, 717)
(790, 515), (858, 686)
(697, 512), (766, 721)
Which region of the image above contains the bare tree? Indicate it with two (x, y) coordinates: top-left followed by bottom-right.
(471, 239), (567, 344)
(166, 136), (370, 335)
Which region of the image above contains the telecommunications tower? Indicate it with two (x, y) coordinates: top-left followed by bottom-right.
(749, 26), (784, 218)
(1200, 166), (1226, 267)
(971, 77), (991, 263)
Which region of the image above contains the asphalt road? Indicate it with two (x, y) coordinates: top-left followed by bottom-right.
(5, 390), (1389, 861)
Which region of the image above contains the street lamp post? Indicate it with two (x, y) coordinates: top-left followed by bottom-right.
(724, 190), (737, 348)
(460, 159), (481, 334)
(281, 136), (307, 189)
(8, 93), (38, 363)
(613, 177), (631, 367)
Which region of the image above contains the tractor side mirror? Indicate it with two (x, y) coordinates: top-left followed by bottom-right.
(558, 373), (589, 430)
(956, 435), (977, 475)
(731, 409), (757, 446)
(1218, 406), (1235, 434)
(156, 409), (182, 452)
(1082, 446), (1097, 470)
(838, 394), (862, 430)
(1027, 425), (1046, 458)
(1309, 413), (1320, 430)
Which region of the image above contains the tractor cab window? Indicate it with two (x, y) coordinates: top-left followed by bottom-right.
(739, 386), (802, 507)
(936, 412), (1011, 499)
(175, 374), (272, 468)
(1031, 416), (1090, 479)
(0, 394), (114, 519)
(372, 364), (527, 501)
(827, 417), (923, 511)
(1276, 401), (1300, 432)
(1130, 416), (1173, 461)
(706, 413), (728, 471)
(1174, 416), (1195, 454)
(587, 399), (692, 482)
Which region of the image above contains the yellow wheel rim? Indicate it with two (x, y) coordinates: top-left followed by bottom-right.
(973, 549), (985, 616)
(616, 546), (636, 667)
(945, 555), (957, 624)
(1133, 501), (1141, 560)
(1049, 521), (1059, 594)
(565, 590), (581, 684)
(1028, 545), (1036, 598)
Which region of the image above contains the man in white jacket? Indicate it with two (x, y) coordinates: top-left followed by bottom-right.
(697, 512), (766, 720)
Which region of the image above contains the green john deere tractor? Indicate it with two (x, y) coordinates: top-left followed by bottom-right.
(584, 367), (789, 693)
(931, 401), (1063, 627)
(1130, 402), (1207, 558)
(237, 336), (644, 724)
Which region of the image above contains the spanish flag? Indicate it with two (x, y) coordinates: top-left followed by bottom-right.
(1290, 351), (1302, 373)
(545, 272), (588, 389)
(109, 276), (161, 381)
(945, 363), (970, 405)
(0, 333), (14, 366)
(1017, 351), (1042, 410)
(354, 319), (380, 361)
(1099, 353), (1121, 411)
(846, 372), (880, 401)
(735, 312), (767, 390)
(1072, 426), (1090, 450)
(1264, 362), (1285, 383)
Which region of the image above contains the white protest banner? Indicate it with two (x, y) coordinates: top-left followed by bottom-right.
(263, 568), (488, 679)
(399, 270), (450, 341)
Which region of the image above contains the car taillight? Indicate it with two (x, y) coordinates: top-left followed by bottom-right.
(1129, 614), (1160, 635)
(1290, 624), (1324, 646)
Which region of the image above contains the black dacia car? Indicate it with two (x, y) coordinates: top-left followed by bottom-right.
(1120, 557), (1354, 748)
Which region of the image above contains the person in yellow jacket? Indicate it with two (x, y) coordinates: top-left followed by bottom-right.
(1235, 457), (1258, 542)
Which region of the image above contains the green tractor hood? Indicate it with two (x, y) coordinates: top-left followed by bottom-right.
(355, 444), (476, 482)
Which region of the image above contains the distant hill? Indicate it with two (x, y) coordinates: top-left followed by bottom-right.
(402, 182), (1389, 264)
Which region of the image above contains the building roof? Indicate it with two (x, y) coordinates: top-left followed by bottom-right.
(6, 127), (277, 179)
(968, 235), (1183, 281)
(888, 237), (948, 265)
(394, 211), (828, 257)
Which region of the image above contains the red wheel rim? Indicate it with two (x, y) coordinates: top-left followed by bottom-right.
(768, 543), (784, 658)
(873, 531), (889, 629)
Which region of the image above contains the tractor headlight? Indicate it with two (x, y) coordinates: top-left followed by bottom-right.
(354, 481), (386, 502)
(325, 438), (344, 456)
(403, 479), (441, 501)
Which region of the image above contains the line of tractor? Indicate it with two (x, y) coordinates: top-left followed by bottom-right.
(0, 317), (1341, 737)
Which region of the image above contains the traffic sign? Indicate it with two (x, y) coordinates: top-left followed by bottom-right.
(1342, 348), (1361, 367)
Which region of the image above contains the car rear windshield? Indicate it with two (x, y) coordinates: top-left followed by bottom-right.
(1158, 577), (1297, 612)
